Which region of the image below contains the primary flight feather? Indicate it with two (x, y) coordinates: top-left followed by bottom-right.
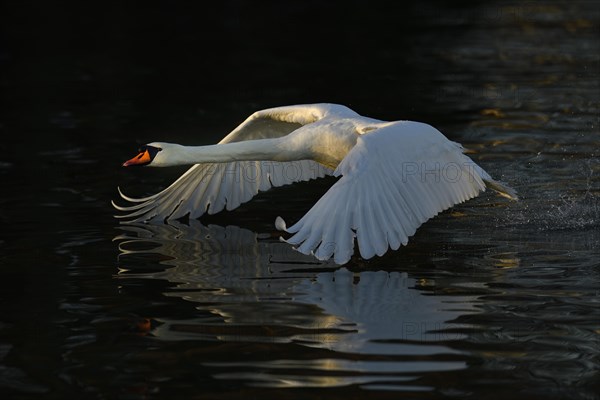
(113, 103), (517, 264)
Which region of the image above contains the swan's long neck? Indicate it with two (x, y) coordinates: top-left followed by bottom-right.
(163, 137), (308, 166)
(154, 121), (361, 168)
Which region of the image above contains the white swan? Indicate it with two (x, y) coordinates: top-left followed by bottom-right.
(113, 103), (517, 264)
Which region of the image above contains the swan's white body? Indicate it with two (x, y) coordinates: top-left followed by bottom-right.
(114, 103), (516, 264)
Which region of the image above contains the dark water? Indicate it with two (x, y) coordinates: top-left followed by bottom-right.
(1, 1), (599, 399)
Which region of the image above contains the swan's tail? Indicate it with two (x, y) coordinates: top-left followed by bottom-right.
(472, 162), (519, 201)
(484, 178), (519, 201)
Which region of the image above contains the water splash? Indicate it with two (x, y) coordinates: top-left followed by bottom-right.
(545, 158), (599, 230)
(549, 190), (599, 230)
(503, 158), (599, 232)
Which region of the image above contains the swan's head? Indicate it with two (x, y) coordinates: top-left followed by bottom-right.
(122, 142), (181, 167)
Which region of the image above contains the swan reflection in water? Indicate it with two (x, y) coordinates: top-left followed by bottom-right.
(114, 221), (481, 388)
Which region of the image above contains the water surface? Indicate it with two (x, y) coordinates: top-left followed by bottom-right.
(1, 1), (598, 399)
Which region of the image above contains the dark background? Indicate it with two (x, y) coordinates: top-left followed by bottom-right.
(1, 1), (487, 143)
(0, 1), (598, 399)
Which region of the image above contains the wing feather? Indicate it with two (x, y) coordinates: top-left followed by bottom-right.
(115, 160), (332, 222)
(278, 121), (493, 264)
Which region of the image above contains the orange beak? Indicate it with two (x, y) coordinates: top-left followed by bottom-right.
(123, 150), (152, 167)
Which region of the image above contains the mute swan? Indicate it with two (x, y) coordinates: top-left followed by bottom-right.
(113, 103), (516, 264)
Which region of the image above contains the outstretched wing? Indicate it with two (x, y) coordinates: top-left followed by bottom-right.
(276, 121), (491, 265)
(219, 104), (343, 143)
(114, 160), (332, 222)
(113, 104), (343, 223)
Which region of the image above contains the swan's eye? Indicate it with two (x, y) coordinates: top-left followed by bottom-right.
(146, 146), (162, 157)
